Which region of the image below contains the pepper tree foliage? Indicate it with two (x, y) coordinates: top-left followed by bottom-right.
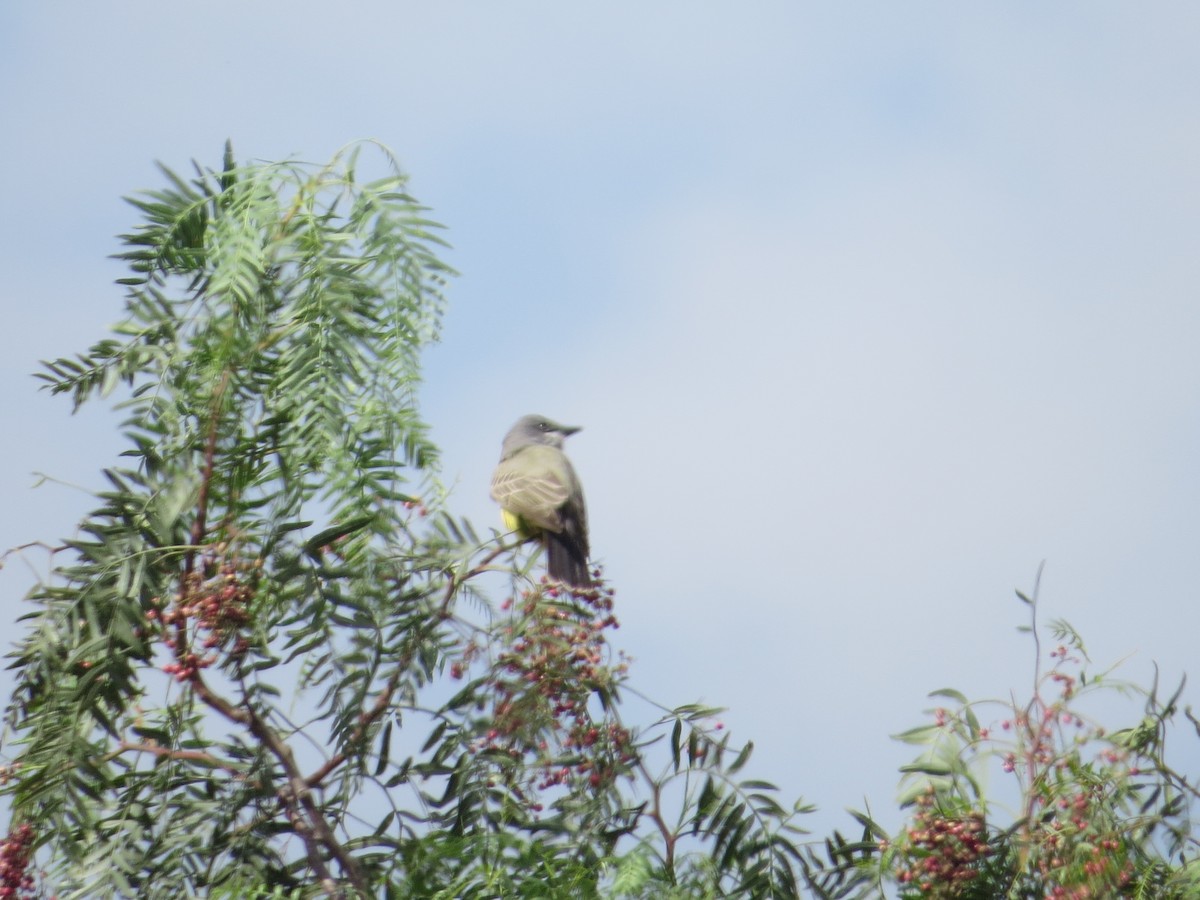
(862, 575), (1200, 899)
(2, 144), (862, 899)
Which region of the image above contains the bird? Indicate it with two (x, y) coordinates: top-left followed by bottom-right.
(490, 414), (592, 588)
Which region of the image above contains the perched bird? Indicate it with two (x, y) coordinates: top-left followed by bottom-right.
(490, 414), (592, 588)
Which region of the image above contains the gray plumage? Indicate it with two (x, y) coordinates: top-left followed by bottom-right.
(490, 415), (591, 588)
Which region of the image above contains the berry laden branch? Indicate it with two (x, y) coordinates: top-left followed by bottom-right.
(159, 376), (367, 898)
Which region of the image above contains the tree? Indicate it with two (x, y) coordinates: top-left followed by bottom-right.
(1, 144), (845, 899)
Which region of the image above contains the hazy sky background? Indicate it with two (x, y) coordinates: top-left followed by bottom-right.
(3, 2), (1200, 847)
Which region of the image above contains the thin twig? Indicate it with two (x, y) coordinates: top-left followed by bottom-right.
(111, 740), (245, 777)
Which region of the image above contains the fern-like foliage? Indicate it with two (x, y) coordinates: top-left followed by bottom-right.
(11, 142), (458, 897)
(4, 144), (849, 899)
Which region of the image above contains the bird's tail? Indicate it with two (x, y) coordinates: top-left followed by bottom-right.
(545, 532), (592, 589)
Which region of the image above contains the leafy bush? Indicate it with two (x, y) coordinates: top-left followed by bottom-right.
(868, 569), (1200, 898)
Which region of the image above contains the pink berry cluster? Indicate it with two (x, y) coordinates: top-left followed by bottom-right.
(474, 579), (635, 805)
(149, 549), (258, 682)
(448, 640), (481, 681)
(537, 721), (634, 792)
(1026, 787), (1134, 898)
(895, 789), (991, 895)
(906, 642), (1149, 896)
(0, 823), (39, 899)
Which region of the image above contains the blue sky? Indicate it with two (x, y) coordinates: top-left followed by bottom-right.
(3, 1), (1200, 846)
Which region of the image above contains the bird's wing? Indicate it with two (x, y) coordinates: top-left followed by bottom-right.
(490, 446), (574, 532)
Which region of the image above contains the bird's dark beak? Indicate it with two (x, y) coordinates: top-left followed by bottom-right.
(561, 425), (582, 437)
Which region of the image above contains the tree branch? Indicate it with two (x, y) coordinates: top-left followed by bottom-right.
(186, 668), (367, 896)
(302, 551), (501, 792)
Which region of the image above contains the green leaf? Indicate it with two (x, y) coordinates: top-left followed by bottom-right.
(302, 515), (375, 554)
(928, 687), (968, 705)
(728, 741), (754, 774)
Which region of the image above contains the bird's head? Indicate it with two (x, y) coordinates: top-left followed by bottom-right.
(500, 414), (582, 458)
